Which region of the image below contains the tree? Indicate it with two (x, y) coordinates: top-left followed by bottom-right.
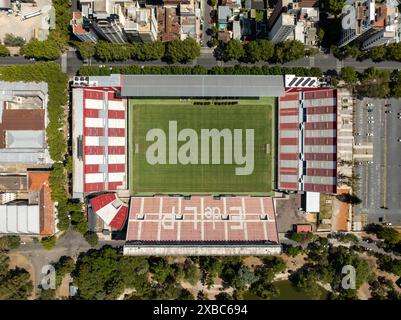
(370, 46), (387, 61)
(0, 268), (33, 300)
(284, 244), (303, 257)
(275, 40), (305, 63)
(210, 0), (218, 7)
(341, 66), (358, 84)
(0, 252), (9, 278)
(73, 247), (124, 300)
(54, 256), (75, 287)
(41, 236), (56, 251)
(245, 41), (262, 62)
(224, 39), (245, 61)
(119, 256), (149, 288)
(0, 236), (21, 250)
(84, 231), (98, 247)
(391, 70), (401, 97)
(73, 41), (96, 60)
(288, 231), (314, 243)
(151, 259), (174, 283)
(317, 28), (325, 43)
(343, 46), (360, 59)
(258, 40), (274, 61)
(38, 288), (56, 300)
(3, 34), (26, 47)
(324, 0), (346, 16)
(386, 43), (401, 61)
(165, 38), (200, 63)
(215, 292), (234, 300)
(357, 67), (390, 98)
(184, 263), (201, 285)
(20, 39), (61, 60)
(70, 204), (88, 235)
(134, 41), (165, 61)
(0, 44), (10, 57)
(336, 193), (362, 205)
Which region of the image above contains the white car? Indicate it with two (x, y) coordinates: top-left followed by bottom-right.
(367, 133), (373, 136)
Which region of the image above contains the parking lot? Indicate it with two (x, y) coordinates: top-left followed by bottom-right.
(354, 98), (401, 225)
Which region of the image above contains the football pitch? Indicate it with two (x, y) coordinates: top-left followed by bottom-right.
(129, 98), (275, 194)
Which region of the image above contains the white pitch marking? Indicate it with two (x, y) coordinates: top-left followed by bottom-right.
(223, 196), (228, 240)
(201, 197), (204, 241)
(157, 197), (163, 241)
(242, 197), (248, 241)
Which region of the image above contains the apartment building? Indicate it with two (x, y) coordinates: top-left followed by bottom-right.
(72, 0), (158, 43)
(339, 0), (399, 49)
(269, 12), (296, 43)
(268, 0), (319, 45)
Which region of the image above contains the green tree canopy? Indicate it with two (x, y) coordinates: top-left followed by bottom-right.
(41, 236), (56, 251)
(369, 46), (387, 61)
(0, 44), (10, 57)
(20, 39), (61, 60)
(275, 40), (305, 63)
(3, 34), (25, 47)
(84, 231), (98, 247)
(324, 0), (346, 16)
(224, 39), (245, 61)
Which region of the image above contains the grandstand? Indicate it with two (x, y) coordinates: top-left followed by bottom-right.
(124, 195), (281, 256)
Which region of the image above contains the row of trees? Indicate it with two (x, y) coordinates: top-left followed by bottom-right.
(78, 64), (323, 77)
(339, 66), (401, 98)
(332, 43), (401, 62)
(74, 38), (201, 63)
(38, 247), (287, 300)
(215, 39), (307, 63)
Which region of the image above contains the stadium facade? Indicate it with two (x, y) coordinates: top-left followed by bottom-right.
(71, 74), (338, 255)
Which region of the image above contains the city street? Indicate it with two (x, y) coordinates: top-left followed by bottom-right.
(3, 51), (401, 77)
(354, 98), (401, 225)
(200, 0), (212, 47)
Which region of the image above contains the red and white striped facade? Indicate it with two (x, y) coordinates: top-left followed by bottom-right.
(278, 89), (337, 194)
(83, 87), (127, 193)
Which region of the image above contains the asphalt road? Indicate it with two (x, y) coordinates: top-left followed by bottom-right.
(3, 51), (401, 77)
(355, 98), (401, 225)
(15, 228), (125, 292)
(201, 0), (212, 47)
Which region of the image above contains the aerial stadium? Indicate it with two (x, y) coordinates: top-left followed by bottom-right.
(71, 73), (336, 255)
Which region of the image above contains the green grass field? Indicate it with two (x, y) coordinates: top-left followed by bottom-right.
(129, 98), (275, 194)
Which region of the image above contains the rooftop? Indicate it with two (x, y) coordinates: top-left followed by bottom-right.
(126, 196), (280, 243)
(120, 75), (285, 97)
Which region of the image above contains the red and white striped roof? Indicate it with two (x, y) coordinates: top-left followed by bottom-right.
(278, 89), (337, 194)
(83, 87), (126, 194)
(90, 193), (128, 230)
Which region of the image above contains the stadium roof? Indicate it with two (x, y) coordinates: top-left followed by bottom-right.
(120, 75), (285, 97)
(126, 196), (280, 243)
(90, 193), (128, 230)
